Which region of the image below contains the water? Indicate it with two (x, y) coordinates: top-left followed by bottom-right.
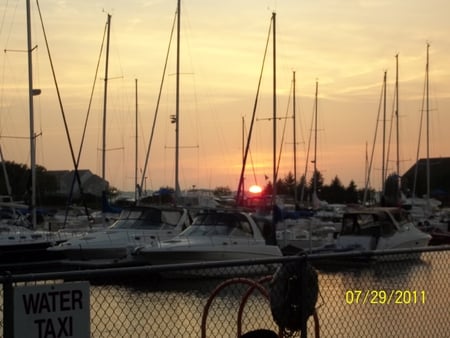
(1, 251), (448, 337)
(86, 251), (450, 337)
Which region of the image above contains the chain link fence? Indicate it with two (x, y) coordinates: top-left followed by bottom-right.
(1, 246), (449, 337)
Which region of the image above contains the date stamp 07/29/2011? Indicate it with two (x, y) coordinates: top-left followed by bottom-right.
(344, 289), (426, 305)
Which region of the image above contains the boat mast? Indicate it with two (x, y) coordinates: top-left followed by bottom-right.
(292, 71), (297, 203)
(135, 79), (139, 201)
(395, 54), (400, 178)
(381, 70), (387, 196)
(425, 43), (430, 212)
(271, 11), (277, 207)
(174, 0), (181, 199)
(0, 145), (12, 198)
(395, 54), (402, 205)
(26, 0), (37, 228)
(242, 117), (245, 195)
(102, 13), (111, 185)
(313, 80), (318, 204)
(235, 14), (273, 205)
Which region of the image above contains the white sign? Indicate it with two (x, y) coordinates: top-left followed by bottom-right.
(13, 282), (90, 338)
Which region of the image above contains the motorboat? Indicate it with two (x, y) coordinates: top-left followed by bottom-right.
(47, 206), (107, 231)
(275, 205), (340, 254)
(409, 204), (450, 246)
(0, 223), (73, 266)
(312, 207), (431, 263)
(48, 205), (191, 268)
(417, 217), (450, 246)
(276, 221), (336, 255)
(134, 209), (282, 267)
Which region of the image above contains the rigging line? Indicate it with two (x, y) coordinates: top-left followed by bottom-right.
(363, 74), (385, 204)
(35, 0), (91, 218)
(1, 0), (12, 112)
(65, 20), (106, 222)
(0, 0), (7, 36)
(1, 0), (19, 48)
(243, 121), (258, 186)
(385, 77), (397, 177)
(140, 10), (177, 193)
(77, 17), (107, 166)
(236, 17), (273, 204)
(275, 78), (293, 181)
(299, 88), (315, 203)
(0, 135), (30, 140)
(412, 55), (427, 199)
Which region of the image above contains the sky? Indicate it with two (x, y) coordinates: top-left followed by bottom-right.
(1, 0), (450, 195)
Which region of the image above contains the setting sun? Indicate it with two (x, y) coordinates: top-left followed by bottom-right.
(249, 185), (263, 194)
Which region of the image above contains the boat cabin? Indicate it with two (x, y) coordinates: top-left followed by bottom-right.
(111, 206), (189, 230)
(338, 208), (409, 250)
(186, 211), (254, 237)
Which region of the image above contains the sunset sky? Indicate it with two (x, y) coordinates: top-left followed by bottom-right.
(1, 0), (449, 195)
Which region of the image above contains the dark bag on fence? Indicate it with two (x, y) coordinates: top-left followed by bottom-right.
(269, 258), (318, 332)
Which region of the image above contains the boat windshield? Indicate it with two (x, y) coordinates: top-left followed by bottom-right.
(342, 210), (405, 237)
(110, 208), (182, 230)
(341, 213), (381, 237)
(184, 213), (253, 237)
(389, 209), (412, 226)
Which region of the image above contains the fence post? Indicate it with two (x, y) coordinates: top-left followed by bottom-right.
(299, 256), (307, 338)
(3, 271), (14, 338)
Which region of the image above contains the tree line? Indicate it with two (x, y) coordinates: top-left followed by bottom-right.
(214, 170), (378, 206)
(2, 160), (383, 207)
(264, 170), (372, 205)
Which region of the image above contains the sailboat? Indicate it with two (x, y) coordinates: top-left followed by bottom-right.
(0, 0), (73, 268)
(139, 0), (181, 205)
(407, 44), (450, 245)
(48, 1), (194, 269)
(276, 80), (337, 254)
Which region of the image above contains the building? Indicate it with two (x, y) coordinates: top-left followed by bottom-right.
(47, 169), (108, 199)
(401, 157), (450, 206)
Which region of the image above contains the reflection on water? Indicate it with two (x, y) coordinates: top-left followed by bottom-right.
(1, 252), (448, 337)
(90, 275), (277, 337)
(86, 251), (449, 337)
(314, 252), (449, 338)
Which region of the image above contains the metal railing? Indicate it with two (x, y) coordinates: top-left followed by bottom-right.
(1, 246), (449, 337)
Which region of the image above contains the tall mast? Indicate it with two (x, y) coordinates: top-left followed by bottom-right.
(382, 70), (387, 195)
(0, 145), (12, 196)
(313, 80), (318, 199)
(271, 12), (277, 207)
(242, 116), (245, 195)
(135, 79), (139, 201)
(395, 54), (400, 177)
(292, 71), (297, 203)
(395, 54), (401, 203)
(26, 0), (37, 228)
(426, 43), (430, 210)
(174, 0), (181, 199)
(102, 14), (111, 184)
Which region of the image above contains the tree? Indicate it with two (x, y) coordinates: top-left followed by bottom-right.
(0, 161), (29, 199)
(345, 180), (358, 204)
(324, 175), (345, 203)
(308, 170), (324, 191)
(263, 181), (273, 196)
(308, 169), (324, 202)
(277, 172), (296, 196)
(296, 175), (308, 204)
(382, 173), (401, 206)
(214, 186), (232, 196)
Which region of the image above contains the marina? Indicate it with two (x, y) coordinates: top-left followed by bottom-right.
(1, 1), (450, 336)
(1, 247), (449, 337)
